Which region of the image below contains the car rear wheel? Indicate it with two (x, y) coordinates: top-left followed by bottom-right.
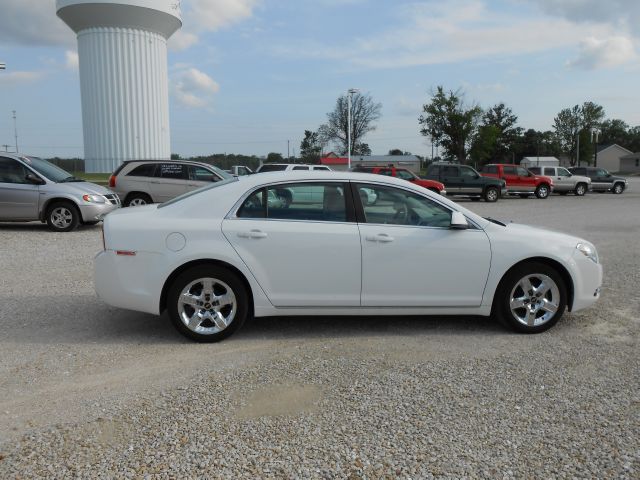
(535, 184), (550, 199)
(575, 183), (587, 196)
(613, 183), (624, 194)
(46, 201), (80, 232)
(484, 186), (499, 202)
(167, 266), (248, 342)
(494, 262), (566, 333)
(125, 193), (152, 207)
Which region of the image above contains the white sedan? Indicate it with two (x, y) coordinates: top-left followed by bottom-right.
(94, 171), (602, 342)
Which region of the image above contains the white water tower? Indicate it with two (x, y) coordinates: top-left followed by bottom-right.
(56, 0), (182, 173)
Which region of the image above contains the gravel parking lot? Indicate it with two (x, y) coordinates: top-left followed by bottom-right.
(1, 179), (639, 478)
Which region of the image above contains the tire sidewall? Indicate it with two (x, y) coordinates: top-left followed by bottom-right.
(167, 266), (248, 342)
(575, 183), (586, 196)
(484, 186), (499, 202)
(535, 184), (550, 199)
(46, 201), (80, 232)
(125, 193), (152, 207)
(495, 262), (567, 333)
(613, 183), (624, 194)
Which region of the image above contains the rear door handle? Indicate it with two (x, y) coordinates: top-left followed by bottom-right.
(238, 229), (268, 239)
(365, 234), (394, 243)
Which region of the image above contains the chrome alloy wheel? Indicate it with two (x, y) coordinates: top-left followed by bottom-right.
(129, 197), (147, 206)
(537, 185), (549, 198)
(178, 277), (237, 335)
(486, 188), (498, 202)
(50, 206), (74, 229)
(509, 273), (560, 327)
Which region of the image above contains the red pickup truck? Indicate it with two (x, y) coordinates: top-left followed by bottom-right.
(481, 164), (553, 199)
(352, 165), (446, 194)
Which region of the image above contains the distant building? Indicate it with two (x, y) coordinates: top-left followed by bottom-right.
(596, 144), (633, 172)
(520, 156), (560, 168)
(320, 153), (421, 173)
(619, 152), (640, 174)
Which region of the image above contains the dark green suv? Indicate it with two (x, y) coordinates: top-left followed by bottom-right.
(424, 163), (507, 202)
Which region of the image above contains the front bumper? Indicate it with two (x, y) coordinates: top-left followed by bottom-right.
(569, 250), (603, 312)
(79, 197), (120, 222)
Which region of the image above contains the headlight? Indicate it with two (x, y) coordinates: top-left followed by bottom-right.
(576, 242), (598, 264)
(82, 194), (106, 204)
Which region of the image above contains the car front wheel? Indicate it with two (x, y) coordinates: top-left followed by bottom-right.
(494, 262), (567, 333)
(167, 266), (248, 342)
(535, 184), (550, 199)
(46, 201), (80, 232)
(612, 183), (624, 194)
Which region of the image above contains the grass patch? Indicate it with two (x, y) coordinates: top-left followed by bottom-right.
(73, 172), (111, 184)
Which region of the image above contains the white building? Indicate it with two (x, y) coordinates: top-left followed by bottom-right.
(595, 144), (633, 173)
(520, 156), (559, 168)
(56, 0), (182, 173)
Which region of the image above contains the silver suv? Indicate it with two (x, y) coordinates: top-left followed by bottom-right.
(0, 153), (120, 231)
(528, 166), (592, 196)
(109, 160), (232, 206)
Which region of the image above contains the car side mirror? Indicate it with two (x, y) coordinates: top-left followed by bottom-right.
(26, 173), (45, 185)
(450, 211), (469, 230)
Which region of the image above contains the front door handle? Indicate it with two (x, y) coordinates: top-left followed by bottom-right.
(365, 233), (394, 243)
(238, 229), (268, 239)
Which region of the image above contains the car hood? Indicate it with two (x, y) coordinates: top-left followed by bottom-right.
(54, 181), (115, 196)
(494, 221), (585, 247)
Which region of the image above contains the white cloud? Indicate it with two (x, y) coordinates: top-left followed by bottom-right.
(174, 0), (260, 49)
(65, 50), (79, 70)
(0, 0), (73, 46)
(0, 71), (44, 86)
(171, 67), (220, 108)
(567, 36), (637, 69)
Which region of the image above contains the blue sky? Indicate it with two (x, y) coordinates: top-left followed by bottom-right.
(0, 0), (638, 159)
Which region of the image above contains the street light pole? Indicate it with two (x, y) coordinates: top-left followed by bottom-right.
(12, 110), (18, 153)
(347, 88), (358, 170)
(591, 128), (600, 167)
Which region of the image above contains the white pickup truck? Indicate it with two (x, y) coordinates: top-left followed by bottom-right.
(226, 165), (253, 176)
(528, 166), (592, 196)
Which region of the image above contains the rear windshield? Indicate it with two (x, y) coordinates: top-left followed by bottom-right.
(158, 177), (238, 208)
(258, 164), (287, 172)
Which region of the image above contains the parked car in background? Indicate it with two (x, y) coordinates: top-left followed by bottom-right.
(481, 164), (553, 198)
(528, 166), (591, 196)
(568, 166), (627, 194)
(226, 165), (253, 176)
(351, 165), (446, 195)
(0, 153), (120, 231)
(94, 171), (602, 342)
(255, 164), (332, 173)
(424, 163), (506, 202)
(109, 160), (232, 207)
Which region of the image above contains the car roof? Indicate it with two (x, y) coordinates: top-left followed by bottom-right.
(121, 159), (220, 169)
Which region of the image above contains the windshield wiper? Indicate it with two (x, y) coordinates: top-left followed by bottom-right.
(59, 176), (84, 183)
(484, 217), (507, 227)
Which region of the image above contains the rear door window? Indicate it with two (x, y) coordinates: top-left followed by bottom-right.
(442, 166), (458, 176)
(503, 166), (517, 175)
(156, 163), (187, 179)
(258, 164), (287, 173)
(543, 167), (556, 176)
(292, 166), (309, 171)
(529, 167), (541, 175)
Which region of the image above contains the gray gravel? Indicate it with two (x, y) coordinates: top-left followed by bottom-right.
(1, 179), (639, 478)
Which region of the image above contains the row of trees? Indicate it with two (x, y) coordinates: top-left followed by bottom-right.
(419, 86), (640, 166)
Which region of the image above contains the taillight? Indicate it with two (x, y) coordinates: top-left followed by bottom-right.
(108, 175), (116, 188)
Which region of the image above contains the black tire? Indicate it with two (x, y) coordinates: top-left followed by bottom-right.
(612, 182), (625, 194)
(484, 186), (499, 202)
(167, 266), (249, 342)
(125, 193), (152, 207)
(493, 262), (567, 334)
(535, 184), (550, 199)
(574, 183), (587, 196)
(46, 201), (80, 232)
(83, 221), (100, 226)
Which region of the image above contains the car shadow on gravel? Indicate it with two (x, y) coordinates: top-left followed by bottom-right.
(238, 314), (505, 340)
(0, 222), (100, 232)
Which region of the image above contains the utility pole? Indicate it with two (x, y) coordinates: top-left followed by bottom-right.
(1, 144), (10, 152)
(287, 140), (290, 160)
(12, 110), (18, 153)
(591, 129), (600, 167)
(576, 133), (580, 166)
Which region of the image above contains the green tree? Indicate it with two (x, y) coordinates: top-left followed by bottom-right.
(354, 143), (371, 155)
(469, 124), (500, 165)
(299, 130), (322, 163)
(480, 103), (522, 162)
(170, 153), (181, 160)
(388, 148), (403, 155)
(419, 86), (482, 163)
(266, 152), (284, 163)
(600, 119), (631, 147)
(320, 92), (382, 155)
(553, 102), (605, 165)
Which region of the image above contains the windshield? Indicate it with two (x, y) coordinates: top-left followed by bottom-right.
(209, 165), (233, 179)
(158, 177), (238, 208)
(22, 156), (77, 182)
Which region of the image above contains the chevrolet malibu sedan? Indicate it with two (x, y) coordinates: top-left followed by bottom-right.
(94, 172), (602, 342)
